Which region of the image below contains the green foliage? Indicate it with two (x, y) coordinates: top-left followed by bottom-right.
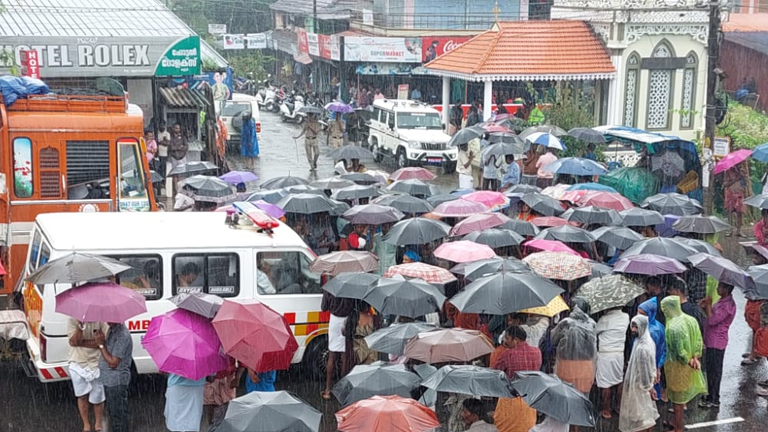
(717, 101), (768, 150)
(170, 0), (275, 35)
(228, 52), (276, 83)
(539, 82), (599, 159)
(0, 48), (19, 76)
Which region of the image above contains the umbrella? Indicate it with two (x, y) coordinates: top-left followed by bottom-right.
(461, 191), (509, 210)
(463, 229), (524, 248)
(336, 395), (439, 432)
(568, 127), (606, 144)
(753, 143), (768, 162)
(389, 167), (437, 182)
(433, 199), (489, 218)
(450, 272), (564, 315)
(650, 151), (686, 181)
(311, 177), (356, 190)
(247, 188), (288, 204)
(520, 125), (567, 139)
(622, 237), (698, 262)
(450, 213), (511, 236)
(181, 175), (235, 196)
(568, 183), (617, 193)
(641, 193), (702, 216)
(613, 254), (687, 275)
(535, 225), (596, 244)
(745, 194), (768, 209)
(374, 194), (433, 214)
(383, 218), (451, 246)
(426, 193), (460, 207)
(182, 187), (236, 204)
(212, 300), (298, 372)
(141, 309), (228, 380)
(297, 105), (324, 115)
(219, 170), (259, 184)
(565, 206), (620, 225)
(674, 237), (722, 256)
(447, 124), (486, 147)
(276, 193), (335, 214)
(575, 275), (645, 313)
(672, 215), (731, 234)
(282, 184), (324, 196)
(342, 204), (404, 225)
(322, 272), (380, 299)
(714, 148), (753, 174)
(333, 363), (421, 406)
(26, 252), (132, 285)
(688, 253), (754, 289)
(311, 251), (379, 275)
(421, 365), (514, 398)
(148, 170), (163, 183)
(332, 185), (381, 201)
(364, 322), (438, 356)
(325, 101), (354, 113)
(506, 184), (542, 195)
(524, 239), (578, 255)
(483, 141), (525, 159)
(388, 179), (439, 197)
(168, 292), (224, 318)
(328, 146), (375, 161)
(545, 157), (606, 176)
(521, 193), (565, 216)
(217, 391), (321, 432)
(384, 263), (457, 284)
(499, 219), (540, 237)
(747, 265), (768, 299)
(456, 257), (531, 281)
(511, 371), (596, 427)
(580, 191), (634, 211)
(251, 200), (286, 219)
(530, 216), (573, 228)
(55, 282), (147, 322)
(364, 277), (446, 318)
(519, 295), (570, 317)
(619, 207), (665, 227)
(526, 132), (566, 150)
(434, 240), (496, 263)
(404, 328), (494, 363)
(260, 175), (310, 190)
(167, 161), (217, 176)
(522, 252), (592, 280)
(340, 172), (381, 185)
(590, 226), (644, 250)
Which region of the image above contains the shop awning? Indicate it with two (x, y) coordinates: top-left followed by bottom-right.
(159, 87), (210, 110)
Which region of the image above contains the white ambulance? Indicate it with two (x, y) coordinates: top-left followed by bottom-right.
(21, 209), (330, 382)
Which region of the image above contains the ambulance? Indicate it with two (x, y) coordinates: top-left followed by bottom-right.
(21, 207), (330, 382)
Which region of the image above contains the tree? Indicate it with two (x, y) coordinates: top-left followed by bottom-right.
(228, 51), (276, 83)
(170, 0), (275, 36)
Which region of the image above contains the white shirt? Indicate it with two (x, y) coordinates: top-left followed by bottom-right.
(595, 309), (630, 353)
(156, 130), (171, 157)
(529, 417), (569, 432)
(334, 161), (348, 175)
(457, 150), (472, 175)
(256, 270), (276, 294)
(467, 420), (499, 432)
(522, 316), (550, 348)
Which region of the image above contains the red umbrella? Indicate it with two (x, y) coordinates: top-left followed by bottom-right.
(336, 395), (439, 432)
(389, 167), (437, 182)
(524, 239), (578, 256)
(450, 212), (512, 236)
(212, 300), (298, 372)
(530, 216), (575, 228)
(434, 240), (496, 263)
(580, 192), (633, 211)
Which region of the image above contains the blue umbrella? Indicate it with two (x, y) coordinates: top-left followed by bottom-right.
(450, 188), (474, 196)
(525, 132), (566, 150)
(753, 143), (768, 162)
(544, 157), (607, 176)
(567, 183), (617, 193)
(325, 101), (354, 113)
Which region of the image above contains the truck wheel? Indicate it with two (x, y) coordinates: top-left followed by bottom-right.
(444, 161), (457, 174)
(302, 335), (333, 381)
(371, 138), (383, 163)
(397, 148), (409, 169)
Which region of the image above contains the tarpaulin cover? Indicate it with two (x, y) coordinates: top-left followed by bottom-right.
(599, 167), (660, 204)
(0, 76), (49, 106)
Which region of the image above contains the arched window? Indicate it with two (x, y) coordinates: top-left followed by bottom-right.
(646, 41), (675, 130)
(680, 52), (698, 129)
(623, 52), (641, 127)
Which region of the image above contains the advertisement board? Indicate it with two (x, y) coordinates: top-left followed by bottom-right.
(344, 37), (422, 63)
(20, 50), (41, 78)
(297, 28), (309, 54)
(245, 33), (268, 49)
(307, 33), (320, 57)
(223, 34), (244, 50)
(421, 36), (472, 62)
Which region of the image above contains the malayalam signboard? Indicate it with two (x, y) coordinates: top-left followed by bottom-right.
(297, 28), (309, 54)
(208, 24), (227, 35)
(713, 136), (731, 158)
(0, 35), (201, 77)
(307, 33), (320, 57)
(223, 34), (245, 50)
(245, 33), (268, 49)
(421, 36), (472, 62)
(344, 37), (422, 63)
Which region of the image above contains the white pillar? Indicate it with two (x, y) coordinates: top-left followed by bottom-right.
(442, 76), (450, 127)
(483, 80), (493, 121)
(606, 54), (623, 125)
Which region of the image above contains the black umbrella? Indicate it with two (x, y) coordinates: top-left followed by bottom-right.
(333, 363), (421, 406)
(568, 127), (606, 144)
(641, 192), (702, 216)
(689, 253), (754, 289)
(342, 204), (404, 225)
(329, 199), (351, 217)
(505, 184), (542, 195)
(364, 322), (438, 356)
(455, 257), (531, 281)
(322, 272), (380, 299)
(216, 391), (321, 432)
(511, 371), (596, 427)
(463, 229), (524, 248)
(276, 193), (335, 214)
(426, 193), (460, 207)
(297, 105), (324, 115)
(169, 292), (224, 319)
(374, 194), (434, 214)
(520, 125), (567, 139)
(674, 237), (722, 256)
(180, 175), (235, 197)
(534, 225), (595, 244)
(618, 207), (665, 227)
(421, 365), (514, 398)
(587, 260), (612, 279)
(484, 142), (525, 159)
(25, 252), (132, 285)
(363, 277), (446, 318)
(488, 132), (525, 146)
(328, 145), (375, 161)
(447, 124), (485, 147)
(498, 219), (540, 237)
(450, 272), (563, 315)
(149, 170), (163, 183)
(383, 218), (451, 246)
(310, 177), (356, 190)
(672, 215), (731, 234)
(388, 179), (440, 197)
(565, 206), (620, 226)
(332, 184), (380, 201)
(745, 194), (768, 209)
(167, 161), (217, 176)
(247, 188), (288, 204)
(282, 184), (325, 196)
(591, 226), (644, 250)
(622, 237), (699, 262)
(747, 265), (768, 299)
(260, 175), (310, 190)
(521, 193), (565, 216)
(340, 172), (380, 185)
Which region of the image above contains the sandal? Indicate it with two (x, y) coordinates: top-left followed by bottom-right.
(321, 390), (332, 401)
(742, 357), (758, 366)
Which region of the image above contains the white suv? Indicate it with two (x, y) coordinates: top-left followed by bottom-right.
(368, 99), (457, 173)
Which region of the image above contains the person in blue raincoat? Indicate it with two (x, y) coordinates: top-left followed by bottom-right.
(240, 111), (259, 169)
(637, 297), (667, 400)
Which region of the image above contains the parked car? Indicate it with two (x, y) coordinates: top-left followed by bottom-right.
(220, 93), (262, 153)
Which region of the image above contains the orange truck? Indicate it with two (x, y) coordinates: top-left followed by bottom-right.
(0, 93), (156, 294)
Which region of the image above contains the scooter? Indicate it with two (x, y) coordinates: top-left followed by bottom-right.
(255, 82), (278, 112)
(279, 92), (306, 123)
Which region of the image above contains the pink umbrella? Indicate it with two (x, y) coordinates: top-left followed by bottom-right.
(434, 240), (496, 263)
(560, 190), (590, 204)
(389, 167), (437, 182)
(524, 239), (578, 256)
(55, 282), (147, 323)
(216, 200), (286, 218)
(432, 199), (489, 218)
(530, 216), (575, 228)
(450, 213), (512, 237)
(480, 123), (511, 133)
(714, 149), (753, 174)
(461, 191), (509, 210)
(580, 192), (634, 211)
(141, 309), (229, 380)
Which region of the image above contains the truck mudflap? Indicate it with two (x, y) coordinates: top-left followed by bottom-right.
(19, 350), (37, 378)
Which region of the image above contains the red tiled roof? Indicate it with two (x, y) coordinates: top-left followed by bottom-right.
(425, 20), (615, 81)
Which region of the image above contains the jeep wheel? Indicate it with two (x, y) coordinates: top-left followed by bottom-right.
(444, 161), (457, 175)
(371, 139), (383, 163)
(396, 148), (409, 169)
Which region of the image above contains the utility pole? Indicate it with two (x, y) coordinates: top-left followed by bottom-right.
(704, 0), (722, 213)
(313, 0), (318, 32)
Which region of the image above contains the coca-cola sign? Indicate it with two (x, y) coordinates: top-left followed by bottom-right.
(421, 36), (473, 63)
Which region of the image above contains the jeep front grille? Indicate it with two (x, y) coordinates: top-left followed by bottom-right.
(421, 143), (446, 151)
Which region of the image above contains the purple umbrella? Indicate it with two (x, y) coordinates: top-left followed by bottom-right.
(688, 252), (754, 289)
(219, 170), (259, 185)
(55, 282), (147, 323)
(252, 200), (286, 219)
(142, 309), (229, 380)
(613, 254), (686, 275)
(325, 101), (354, 113)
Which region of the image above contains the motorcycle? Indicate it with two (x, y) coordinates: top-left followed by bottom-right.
(255, 82), (278, 112)
(279, 92), (306, 123)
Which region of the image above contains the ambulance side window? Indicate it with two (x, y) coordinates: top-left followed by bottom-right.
(255, 251), (321, 295)
(109, 255), (163, 301)
(172, 254), (239, 298)
(28, 230), (41, 273)
(39, 242), (50, 267)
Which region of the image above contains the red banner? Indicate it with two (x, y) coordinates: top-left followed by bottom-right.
(421, 36), (472, 62)
(318, 34), (332, 59)
(20, 50), (41, 79)
(297, 28), (309, 54)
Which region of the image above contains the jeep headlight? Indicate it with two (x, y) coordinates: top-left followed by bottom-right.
(408, 141), (421, 149)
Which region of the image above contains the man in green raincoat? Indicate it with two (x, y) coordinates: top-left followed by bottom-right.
(660, 296), (706, 432)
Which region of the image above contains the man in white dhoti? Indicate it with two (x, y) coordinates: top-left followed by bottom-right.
(595, 307), (629, 419)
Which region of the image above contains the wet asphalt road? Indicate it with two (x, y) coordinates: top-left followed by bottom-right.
(2, 112), (768, 432)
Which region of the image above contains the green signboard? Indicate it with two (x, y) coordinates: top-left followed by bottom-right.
(155, 36), (202, 76)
